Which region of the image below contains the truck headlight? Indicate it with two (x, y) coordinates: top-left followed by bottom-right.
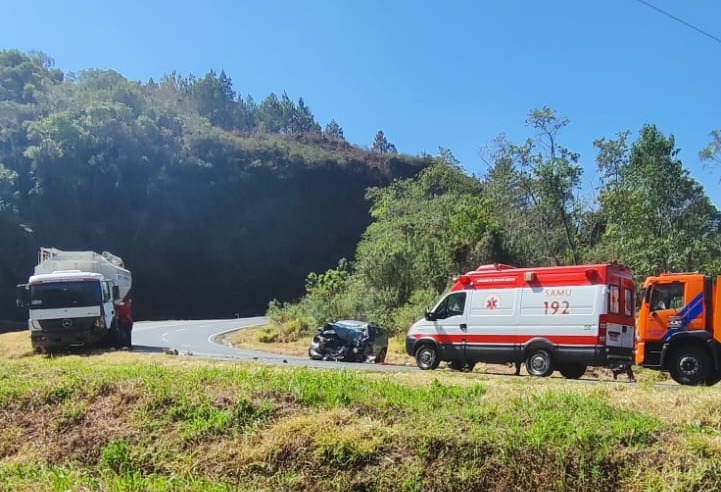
(30, 320), (42, 331)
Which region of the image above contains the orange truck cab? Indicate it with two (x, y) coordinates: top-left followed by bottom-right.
(636, 272), (721, 385)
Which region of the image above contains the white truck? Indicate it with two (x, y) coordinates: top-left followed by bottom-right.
(17, 248), (133, 353)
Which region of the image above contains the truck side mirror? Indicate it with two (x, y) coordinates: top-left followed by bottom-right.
(112, 285), (120, 301)
(16, 284), (29, 308)
(424, 307), (436, 321)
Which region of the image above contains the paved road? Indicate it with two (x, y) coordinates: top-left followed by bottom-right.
(131, 318), (415, 372)
(130, 319), (651, 384)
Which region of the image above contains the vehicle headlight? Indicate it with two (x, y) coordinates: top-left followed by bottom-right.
(94, 317), (106, 329)
(30, 320), (42, 331)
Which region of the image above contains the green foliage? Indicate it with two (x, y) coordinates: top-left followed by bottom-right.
(264, 299), (313, 342)
(594, 124), (721, 279)
(700, 129), (721, 166)
(371, 129), (397, 154)
(290, 152), (507, 334)
(101, 440), (134, 473)
(484, 107), (584, 266)
(0, 49), (427, 321)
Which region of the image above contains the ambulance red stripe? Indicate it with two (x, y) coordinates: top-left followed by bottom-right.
(413, 333), (599, 346)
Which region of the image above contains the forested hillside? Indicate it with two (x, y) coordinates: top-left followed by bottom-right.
(2, 50), (721, 328)
(270, 111), (721, 335)
(0, 50), (428, 320)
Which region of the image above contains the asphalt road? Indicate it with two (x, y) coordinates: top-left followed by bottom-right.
(131, 318), (415, 372)
(130, 319), (650, 384)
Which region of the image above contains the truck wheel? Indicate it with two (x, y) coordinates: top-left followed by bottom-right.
(525, 348), (554, 377)
(669, 346), (712, 386)
(559, 363), (586, 379)
(415, 344), (440, 370)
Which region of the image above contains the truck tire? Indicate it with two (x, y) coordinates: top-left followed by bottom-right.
(559, 363), (586, 379)
(525, 348), (554, 377)
(415, 344), (440, 370)
(669, 345), (712, 386)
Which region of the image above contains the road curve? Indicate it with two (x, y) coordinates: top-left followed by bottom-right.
(130, 319), (654, 384)
(131, 318), (416, 372)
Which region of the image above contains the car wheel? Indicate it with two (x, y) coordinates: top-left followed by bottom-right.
(375, 348), (387, 364)
(415, 344), (440, 370)
(559, 363), (586, 379)
(525, 348), (554, 377)
(669, 345), (712, 386)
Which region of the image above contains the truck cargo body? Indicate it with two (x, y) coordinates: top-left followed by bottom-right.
(406, 263), (635, 378)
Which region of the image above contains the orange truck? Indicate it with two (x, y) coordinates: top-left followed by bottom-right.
(636, 272), (721, 385)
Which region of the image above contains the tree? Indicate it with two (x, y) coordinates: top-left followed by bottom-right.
(700, 130), (721, 167)
(300, 152), (505, 331)
(256, 92), (283, 133)
(483, 107), (583, 266)
(324, 119), (344, 140)
(190, 69), (237, 130)
(371, 130), (397, 154)
(595, 124), (721, 279)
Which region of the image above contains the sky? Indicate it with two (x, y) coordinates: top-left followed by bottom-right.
(2, 0), (720, 205)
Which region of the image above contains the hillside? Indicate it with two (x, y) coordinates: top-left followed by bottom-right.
(0, 50), (429, 320)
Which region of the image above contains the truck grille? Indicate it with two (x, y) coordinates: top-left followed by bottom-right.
(38, 317), (97, 331)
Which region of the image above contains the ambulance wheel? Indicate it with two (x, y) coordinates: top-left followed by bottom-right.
(669, 345), (711, 386)
(559, 363), (586, 379)
(525, 348), (554, 377)
(449, 360), (476, 372)
(415, 344), (440, 370)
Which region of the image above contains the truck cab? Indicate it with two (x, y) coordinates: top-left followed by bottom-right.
(17, 248), (133, 353)
(23, 270), (119, 352)
(636, 272), (720, 385)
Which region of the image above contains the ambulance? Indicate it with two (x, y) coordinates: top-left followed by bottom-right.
(405, 263), (635, 378)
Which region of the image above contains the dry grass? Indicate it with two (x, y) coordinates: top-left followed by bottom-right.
(1, 330), (719, 491)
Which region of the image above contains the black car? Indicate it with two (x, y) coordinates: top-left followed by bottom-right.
(308, 320), (389, 363)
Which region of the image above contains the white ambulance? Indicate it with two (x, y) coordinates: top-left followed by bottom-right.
(405, 263), (635, 378)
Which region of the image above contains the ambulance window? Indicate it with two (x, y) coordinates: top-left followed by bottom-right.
(436, 292), (466, 319)
(624, 289), (633, 317)
(609, 285), (620, 314)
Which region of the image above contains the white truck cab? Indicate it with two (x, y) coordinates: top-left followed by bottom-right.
(18, 248), (133, 352)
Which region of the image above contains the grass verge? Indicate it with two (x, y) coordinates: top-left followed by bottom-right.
(0, 331), (718, 491)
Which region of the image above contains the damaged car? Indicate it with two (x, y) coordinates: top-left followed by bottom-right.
(308, 320), (388, 363)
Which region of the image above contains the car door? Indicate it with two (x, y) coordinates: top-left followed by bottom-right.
(431, 291), (468, 361)
(644, 281), (686, 342)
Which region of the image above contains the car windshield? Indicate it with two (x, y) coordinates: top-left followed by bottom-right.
(29, 281), (102, 309)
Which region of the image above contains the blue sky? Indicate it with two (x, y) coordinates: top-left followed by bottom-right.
(2, 0), (720, 205)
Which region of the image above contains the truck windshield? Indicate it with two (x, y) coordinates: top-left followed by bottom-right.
(29, 281), (102, 309)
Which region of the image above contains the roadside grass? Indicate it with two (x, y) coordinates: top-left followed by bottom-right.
(1, 331), (719, 490)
